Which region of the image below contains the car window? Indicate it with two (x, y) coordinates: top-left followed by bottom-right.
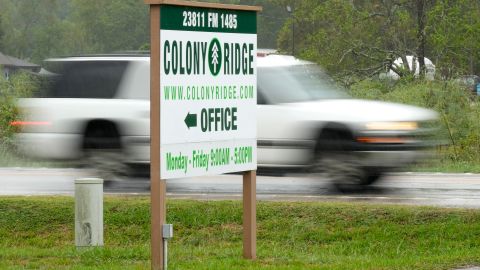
(258, 64), (347, 104)
(37, 61), (128, 98)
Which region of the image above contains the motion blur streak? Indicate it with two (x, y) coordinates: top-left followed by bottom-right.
(10, 121), (51, 126)
(357, 137), (407, 144)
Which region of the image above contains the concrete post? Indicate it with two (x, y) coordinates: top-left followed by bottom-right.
(75, 178), (104, 247)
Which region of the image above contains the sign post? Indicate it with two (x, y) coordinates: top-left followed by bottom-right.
(145, 1), (261, 269)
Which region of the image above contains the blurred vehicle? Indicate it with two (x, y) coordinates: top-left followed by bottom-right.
(14, 52), (438, 187)
(454, 75), (480, 96)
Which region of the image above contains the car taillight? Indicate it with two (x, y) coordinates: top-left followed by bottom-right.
(10, 121), (51, 126)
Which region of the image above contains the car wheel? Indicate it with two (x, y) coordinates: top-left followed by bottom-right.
(363, 172), (384, 185)
(313, 129), (367, 189)
(82, 124), (128, 184)
(84, 149), (128, 184)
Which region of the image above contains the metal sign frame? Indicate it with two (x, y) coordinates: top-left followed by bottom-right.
(144, 1), (262, 269)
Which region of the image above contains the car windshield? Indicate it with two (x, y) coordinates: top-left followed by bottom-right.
(258, 64), (348, 104)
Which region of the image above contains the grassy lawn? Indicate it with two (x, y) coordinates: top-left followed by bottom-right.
(0, 144), (35, 167)
(1, 197), (480, 269)
(410, 159), (480, 173)
(0, 143), (69, 168)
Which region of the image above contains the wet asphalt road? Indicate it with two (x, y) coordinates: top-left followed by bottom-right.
(2, 168), (480, 208)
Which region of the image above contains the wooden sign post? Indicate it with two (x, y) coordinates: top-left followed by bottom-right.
(145, 1), (261, 269)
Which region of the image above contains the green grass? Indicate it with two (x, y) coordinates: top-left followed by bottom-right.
(1, 197), (480, 269)
(0, 143), (69, 168)
(408, 154), (480, 173)
(0, 143), (38, 167)
(411, 160), (480, 173)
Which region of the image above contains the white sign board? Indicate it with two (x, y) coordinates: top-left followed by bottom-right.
(160, 5), (257, 179)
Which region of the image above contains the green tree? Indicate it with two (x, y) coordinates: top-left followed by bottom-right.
(0, 13), (4, 49)
(70, 0), (149, 53)
(205, 0), (289, 49)
(276, 0), (480, 82)
(277, 0), (386, 81)
(0, 0), (289, 62)
(428, 0), (480, 78)
(0, 0), (74, 63)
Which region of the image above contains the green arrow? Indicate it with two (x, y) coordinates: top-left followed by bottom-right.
(184, 112), (197, 129)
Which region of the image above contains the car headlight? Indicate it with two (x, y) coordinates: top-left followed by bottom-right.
(365, 122), (418, 131)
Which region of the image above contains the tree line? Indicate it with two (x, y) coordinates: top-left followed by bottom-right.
(276, 0), (480, 82)
(0, 0), (478, 81)
(0, 0), (288, 63)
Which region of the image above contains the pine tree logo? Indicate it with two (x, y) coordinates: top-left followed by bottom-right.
(208, 38), (222, 76)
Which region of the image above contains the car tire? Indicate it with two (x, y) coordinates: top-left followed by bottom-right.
(82, 124), (128, 184)
(313, 129), (369, 189)
(363, 172), (383, 185)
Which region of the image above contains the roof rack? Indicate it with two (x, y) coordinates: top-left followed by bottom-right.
(54, 49), (283, 59)
(55, 51), (151, 58)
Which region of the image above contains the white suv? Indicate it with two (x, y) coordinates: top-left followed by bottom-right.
(15, 52), (438, 187)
